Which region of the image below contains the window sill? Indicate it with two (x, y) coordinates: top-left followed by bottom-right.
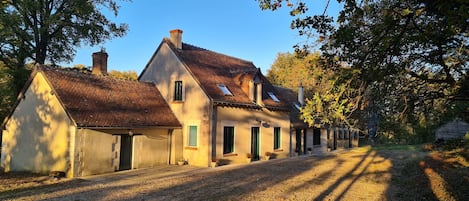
(274, 149), (283, 152)
(184, 147), (198, 150)
(223, 153), (238, 157)
(172, 100), (184, 104)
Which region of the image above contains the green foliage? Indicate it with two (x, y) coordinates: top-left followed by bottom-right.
(267, 52), (325, 97)
(267, 51), (367, 128)
(259, 0), (468, 143)
(0, 0), (129, 65)
(0, 61), (14, 121)
(108, 70), (137, 81)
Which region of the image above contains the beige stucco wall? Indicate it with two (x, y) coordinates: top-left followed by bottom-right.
(74, 128), (179, 177)
(1, 72), (72, 175)
(215, 107), (291, 164)
(304, 128), (328, 154)
(140, 43), (212, 167)
(132, 130), (170, 168)
(75, 129), (116, 176)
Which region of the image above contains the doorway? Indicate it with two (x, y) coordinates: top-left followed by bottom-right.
(119, 135), (133, 170)
(313, 128), (321, 145)
(251, 127), (260, 161)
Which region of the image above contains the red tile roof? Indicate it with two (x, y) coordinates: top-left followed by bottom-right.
(39, 66), (181, 128)
(164, 39), (290, 111)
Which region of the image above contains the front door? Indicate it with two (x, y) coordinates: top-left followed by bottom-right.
(296, 129), (302, 154)
(313, 128), (321, 145)
(251, 127), (260, 161)
(119, 135), (133, 170)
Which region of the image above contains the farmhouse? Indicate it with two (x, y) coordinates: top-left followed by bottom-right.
(2, 29), (361, 177)
(139, 29), (293, 166)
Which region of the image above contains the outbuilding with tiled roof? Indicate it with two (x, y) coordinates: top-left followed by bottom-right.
(1, 53), (183, 177)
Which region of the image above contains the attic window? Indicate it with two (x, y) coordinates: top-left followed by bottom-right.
(217, 84), (233, 96)
(268, 92), (280, 102)
(294, 103), (301, 110)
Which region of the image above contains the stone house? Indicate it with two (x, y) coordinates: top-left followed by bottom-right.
(139, 29), (293, 166)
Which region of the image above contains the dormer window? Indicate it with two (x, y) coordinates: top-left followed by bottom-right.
(268, 92), (280, 102)
(217, 84), (233, 96)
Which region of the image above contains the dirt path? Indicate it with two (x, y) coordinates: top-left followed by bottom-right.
(1, 146), (467, 201)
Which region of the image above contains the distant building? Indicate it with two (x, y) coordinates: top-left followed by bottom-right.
(435, 119), (469, 140)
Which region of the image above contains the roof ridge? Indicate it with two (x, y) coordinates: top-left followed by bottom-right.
(182, 42), (255, 65)
(40, 65), (143, 84)
(163, 38), (256, 66)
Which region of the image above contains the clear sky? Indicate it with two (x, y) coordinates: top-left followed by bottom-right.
(62, 1), (340, 74)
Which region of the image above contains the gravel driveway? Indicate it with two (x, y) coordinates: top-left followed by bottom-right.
(0, 148), (417, 201)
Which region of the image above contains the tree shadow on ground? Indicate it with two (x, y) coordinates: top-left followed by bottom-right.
(385, 147), (469, 201)
(2, 146), (468, 200)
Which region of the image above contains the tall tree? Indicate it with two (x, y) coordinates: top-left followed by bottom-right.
(267, 52), (323, 97)
(267, 51), (365, 127)
(0, 0), (129, 122)
(0, 0), (129, 66)
(259, 0), (468, 140)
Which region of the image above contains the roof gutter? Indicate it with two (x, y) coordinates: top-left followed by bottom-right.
(77, 125), (182, 130)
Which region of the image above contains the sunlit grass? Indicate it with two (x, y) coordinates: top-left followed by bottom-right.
(370, 144), (423, 151)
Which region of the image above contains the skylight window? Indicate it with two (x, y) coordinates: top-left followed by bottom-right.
(217, 84), (233, 96)
(294, 103), (301, 110)
(268, 92), (280, 102)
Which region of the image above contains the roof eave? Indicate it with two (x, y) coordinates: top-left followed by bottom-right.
(77, 125), (182, 130)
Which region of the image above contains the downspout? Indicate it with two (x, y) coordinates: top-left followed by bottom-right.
(167, 129), (173, 164)
(209, 100), (217, 166)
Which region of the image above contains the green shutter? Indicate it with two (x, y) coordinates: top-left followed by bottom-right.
(223, 126), (234, 154)
(274, 127), (281, 149)
(189, 125), (197, 146)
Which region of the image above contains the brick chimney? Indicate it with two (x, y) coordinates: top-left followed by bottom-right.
(298, 84), (305, 106)
(169, 29), (183, 50)
(92, 49), (108, 75)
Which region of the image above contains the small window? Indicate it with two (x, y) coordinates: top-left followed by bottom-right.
(174, 81), (183, 101)
(223, 126), (235, 154)
(188, 125), (197, 147)
(294, 103), (301, 110)
(268, 92), (280, 102)
(274, 127), (281, 149)
(217, 84), (233, 96)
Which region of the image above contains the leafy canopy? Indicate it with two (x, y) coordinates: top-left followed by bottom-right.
(0, 0), (129, 65)
(259, 0), (468, 138)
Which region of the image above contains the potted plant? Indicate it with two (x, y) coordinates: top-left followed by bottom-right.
(264, 152), (271, 160)
(177, 158), (186, 165)
(307, 147), (312, 155)
(211, 158), (218, 168)
(246, 153), (252, 163)
(294, 149), (300, 156)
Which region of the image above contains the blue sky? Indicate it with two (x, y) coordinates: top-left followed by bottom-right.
(63, 1), (340, 74)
